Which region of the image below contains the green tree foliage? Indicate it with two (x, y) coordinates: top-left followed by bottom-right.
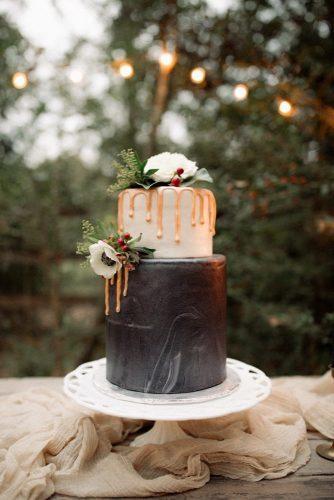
(1, 2), (333, 376)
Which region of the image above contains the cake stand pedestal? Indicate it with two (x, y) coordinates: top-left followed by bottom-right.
(64, 358), (271, 447)
(132, 421), (189, 446)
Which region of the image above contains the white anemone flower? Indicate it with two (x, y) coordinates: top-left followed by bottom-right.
(144, 152), (198, 183)
(89, 240), (122, 279)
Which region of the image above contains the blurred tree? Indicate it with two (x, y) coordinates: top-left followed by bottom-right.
(1, 1), (333, 376)
(0, 14), (112, 374)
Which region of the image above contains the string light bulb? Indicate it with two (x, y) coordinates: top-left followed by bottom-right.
(119, 62), (134, 79)
(12, 71), (29, 89)
(190, 66), (206, 84)
(278, 100), (294, 117)
(68, 69), (83, 84)
(233, 83), (248, 101)
(159, 50), (176, 73)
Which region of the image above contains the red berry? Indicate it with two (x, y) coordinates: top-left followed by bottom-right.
(117, 238), (124, 245)
(123, 232), (131, 240)
(171, 177), (181, 187)
(176, 167), (184, 176)
(121, 245), (128, 251)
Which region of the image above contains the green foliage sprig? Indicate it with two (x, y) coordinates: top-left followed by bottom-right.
(107, 149), (158, 193)
(76, 220), (115, 258)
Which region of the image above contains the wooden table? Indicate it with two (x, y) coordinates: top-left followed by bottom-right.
(1, 378), (333, 499)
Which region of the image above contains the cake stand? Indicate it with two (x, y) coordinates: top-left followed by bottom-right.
(64, 358), (271, 446)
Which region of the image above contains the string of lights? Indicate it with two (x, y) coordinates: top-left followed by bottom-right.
(11, 48), (296, 118)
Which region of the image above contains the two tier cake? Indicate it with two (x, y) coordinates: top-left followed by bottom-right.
(78, 151), (226, 394)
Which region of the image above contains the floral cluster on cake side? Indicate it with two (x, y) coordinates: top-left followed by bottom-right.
(77, 220), (154, 279)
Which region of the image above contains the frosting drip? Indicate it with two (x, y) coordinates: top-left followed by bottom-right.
(118, 187), (216, 243)
(104, 278), (110, 315)
(105, 268), (128, 315)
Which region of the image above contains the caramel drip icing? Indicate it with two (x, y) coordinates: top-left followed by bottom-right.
(197, 190), (205, 224)
(130, 191), (151, 219)
(191, 190), (196, 226)
(104, 269), (129, 314)
(145, 190), (153, 222)
(118, 190), (154, 227)
(117, 186), (216, 243)
(199, 188), (217, 234)
(157, 189), (164, 238)
(123, 268), (129, 297)
(175, 190), (181, 243)
(104, 275), (116, 315)
(208, 190), (217, 234)
(116, 267), (122, 313)
(104, 278), (110, 316)
(156, 187), (196, 243)
(129, 191), (135, 218)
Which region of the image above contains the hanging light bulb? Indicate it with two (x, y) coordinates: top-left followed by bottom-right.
(233, 83), (248, 101)
(159, 50), (176, 73)
(12, 71), (29, 89)
(278, 100), (294, 116)
(68, 68), (84, 84)
(190, 67), (206, 84)
(119, 61), (134, 79)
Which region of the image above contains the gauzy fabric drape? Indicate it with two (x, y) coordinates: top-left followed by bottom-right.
(0, 372), (333, 499)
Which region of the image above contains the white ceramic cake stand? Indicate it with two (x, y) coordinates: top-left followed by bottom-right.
(63, 358), (271, 446)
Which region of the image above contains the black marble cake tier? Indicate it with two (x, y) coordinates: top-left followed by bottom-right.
(106, 255), (227, 394)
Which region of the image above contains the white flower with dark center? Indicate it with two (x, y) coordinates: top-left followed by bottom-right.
(144, 152), (198, 183)
(89, 240), (122, 279)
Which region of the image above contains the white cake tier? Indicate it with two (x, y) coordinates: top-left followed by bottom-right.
(117, 186), (216, 258)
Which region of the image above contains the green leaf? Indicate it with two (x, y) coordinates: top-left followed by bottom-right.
(182, 168), (213, 186)
(128, 233), (142, 245)
(130, 253), (140, 264)
(144, 168), (159, 176)
(133, 151), (146, 173)
(135, 181), (160, 189)
(141, 159), (148, 170)
(137, 246), (155, 255)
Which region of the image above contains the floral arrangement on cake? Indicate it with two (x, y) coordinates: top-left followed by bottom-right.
(77, 220), (155, 279)
(77, 221), (155, 313)
(108, 149), (213, 193)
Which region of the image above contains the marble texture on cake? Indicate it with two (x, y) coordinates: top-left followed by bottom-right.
(117, 186), (216, 258)
(106, 255), (227, 394)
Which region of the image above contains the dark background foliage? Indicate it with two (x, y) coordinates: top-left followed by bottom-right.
(1, 0), (333, 376)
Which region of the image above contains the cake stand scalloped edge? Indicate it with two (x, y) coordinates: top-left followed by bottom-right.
(63, 358), (271, 446)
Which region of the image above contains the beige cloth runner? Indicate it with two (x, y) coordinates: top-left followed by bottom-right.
(0, 372), (333, 499)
